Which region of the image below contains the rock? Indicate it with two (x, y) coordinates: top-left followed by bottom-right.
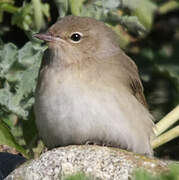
(5, 145), (169, 180)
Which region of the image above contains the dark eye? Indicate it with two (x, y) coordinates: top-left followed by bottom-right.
(70, 33), (81, 42)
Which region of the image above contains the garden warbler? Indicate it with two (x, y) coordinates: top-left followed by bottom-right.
(34, 16), (154, 156)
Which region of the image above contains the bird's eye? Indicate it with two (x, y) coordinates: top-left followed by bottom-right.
(70, 33), (82, 43)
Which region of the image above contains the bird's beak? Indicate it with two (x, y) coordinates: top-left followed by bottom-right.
(34, 32), (57, 42)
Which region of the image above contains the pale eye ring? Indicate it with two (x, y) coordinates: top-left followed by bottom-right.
(70, 32), (83, 43)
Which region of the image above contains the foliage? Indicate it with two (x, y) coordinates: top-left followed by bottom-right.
(0, 41), (45, 156)
(63, 164), (179, 180)
(64, 172), (93, 180)
(55, 0), (153, 35)
(0, 0), (178, 160)
(0, 120), (28, 157)
(134, 164), (179, 180)
(0, 0), (50, 31)
(0, 42), (45, 119)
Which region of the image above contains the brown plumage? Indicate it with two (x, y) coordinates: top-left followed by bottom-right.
(34, 16), (154, 156)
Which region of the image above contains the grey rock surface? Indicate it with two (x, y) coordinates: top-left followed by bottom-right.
(5, 145), (169, 180)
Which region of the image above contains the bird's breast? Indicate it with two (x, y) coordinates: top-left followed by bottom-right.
(35, 68), (127, 143)
(34, 67), (153, 155)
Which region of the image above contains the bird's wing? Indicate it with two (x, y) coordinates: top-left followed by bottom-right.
(117, 51), (148, 108)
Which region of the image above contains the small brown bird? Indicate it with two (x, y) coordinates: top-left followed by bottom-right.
(34, 16), (154, 156)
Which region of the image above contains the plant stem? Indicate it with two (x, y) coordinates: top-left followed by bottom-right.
(154, 105), (179, 137)
(31, 0), (43, 31)
(69, 0), (85, 16)
(151, 125), (179, 149)
(158, 1), (179, 14)
(0, 3), (19, 14)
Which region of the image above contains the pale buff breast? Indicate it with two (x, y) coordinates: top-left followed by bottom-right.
(34, 67), (153, 155)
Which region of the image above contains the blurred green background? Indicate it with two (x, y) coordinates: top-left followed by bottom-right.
(0, 0), (178, 160)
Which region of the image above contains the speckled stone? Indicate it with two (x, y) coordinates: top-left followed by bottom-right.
(5, 145), (169, 180)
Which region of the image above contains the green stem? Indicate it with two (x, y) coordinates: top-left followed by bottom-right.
(31, 0), (43, 31)
(0, 3), (19, 14)
(151, 125), (179, 149)
(153, 105), (179, 137)
(0, 0), (14, 3)
(69, 0), (85, 16)
(158, 1), (179, 14)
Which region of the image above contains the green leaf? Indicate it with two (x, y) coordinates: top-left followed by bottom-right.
(159, 1), (179, 14)
(64, 172), (94, 180)
(0, 1), (18, 21)
(0, 43), (17, 75)
(41, 3), (50, 20)
(54, 0), (69, 17)
(0, 120), (29, 158)
(132, 0), (157, 30)
(134, 164), (179, 180)
(116, 15), (146, 34)
(134, 169), (156, 180)
(122, 0), (140, 9)
(69, 0), (85, 16)
(68, 0), (146, 35)
(0, 41), (46, 119)
(0, 86), (28, 118)
(11, 3), (33, 31)
(31, 0), (50, 31)
(11, 1), (50, 31)
(94, 0), (121, 9)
